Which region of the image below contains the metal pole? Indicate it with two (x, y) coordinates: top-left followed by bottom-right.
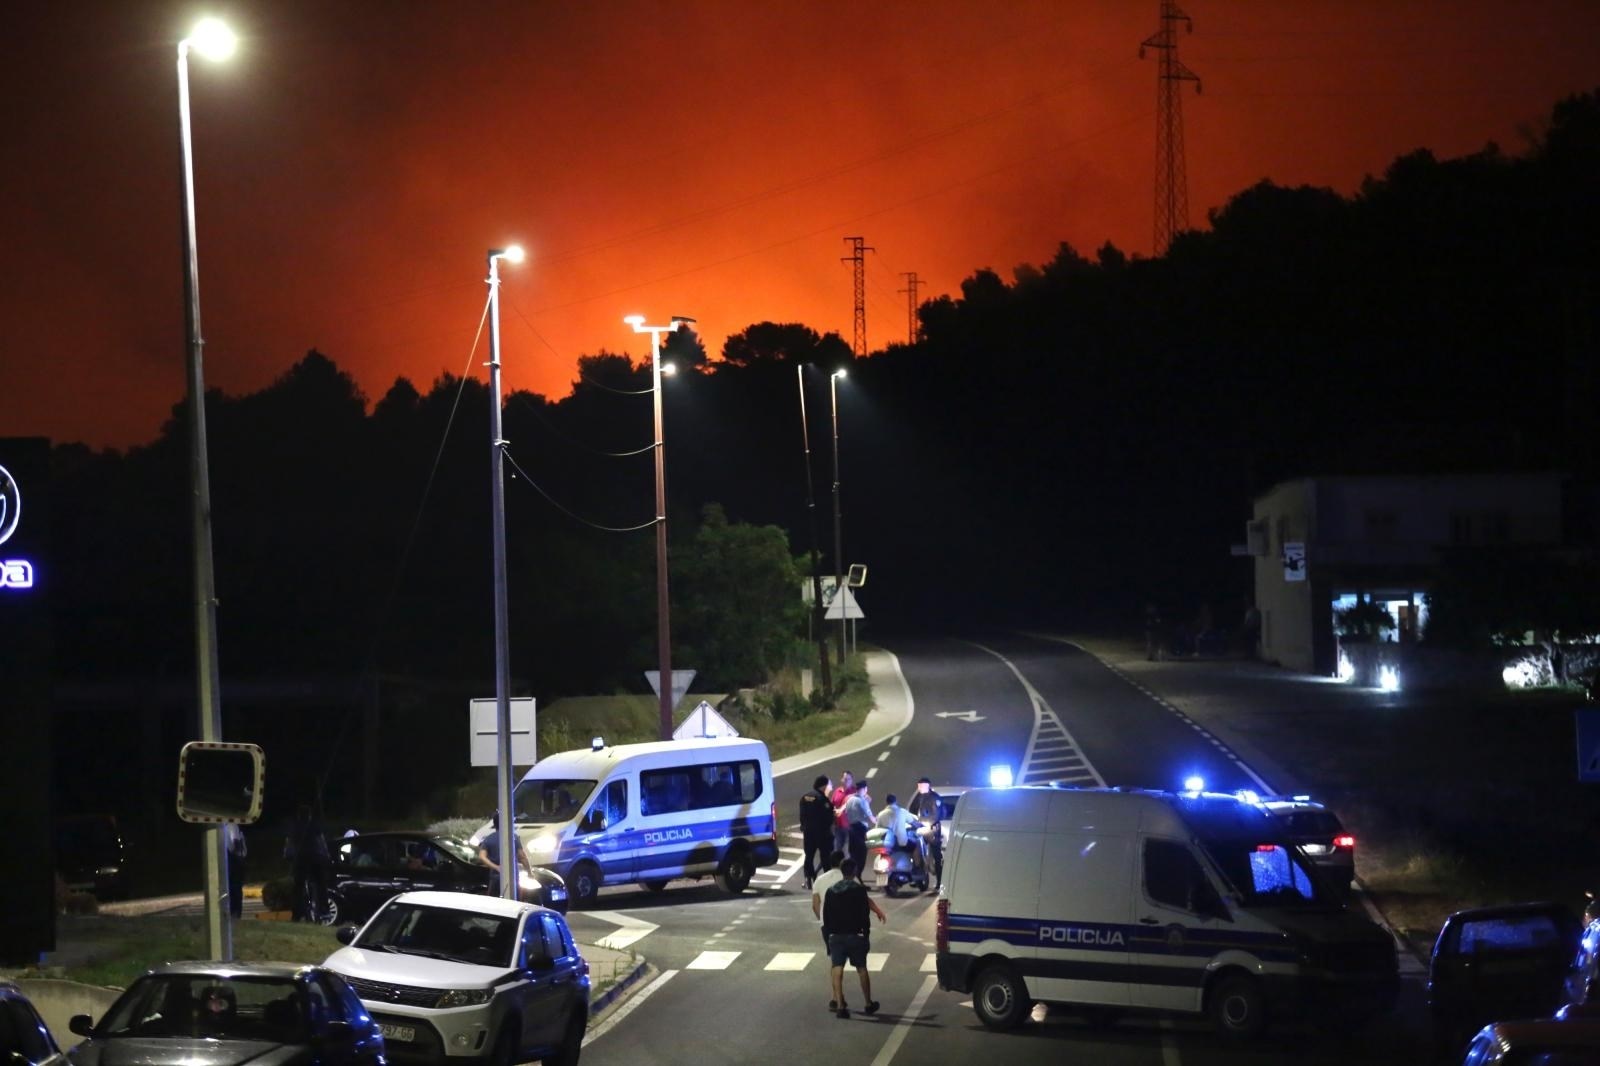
(830, 372), (845, 665)
(797, 366), (833, 698)
(177, 38), (231, 962)
(487, 251), (515, 899)
(652, 330), (673, 741)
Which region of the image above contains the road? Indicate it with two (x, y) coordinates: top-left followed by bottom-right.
(570, 635), (1433, 1066)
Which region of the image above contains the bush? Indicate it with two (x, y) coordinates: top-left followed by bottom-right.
(261, 877), (297, 912)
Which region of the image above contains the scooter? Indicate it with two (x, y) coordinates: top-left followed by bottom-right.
(872, 828), (931, 897)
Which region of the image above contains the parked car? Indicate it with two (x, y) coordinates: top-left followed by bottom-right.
(53, 815), (125, 900)
(64, 962), (383, 1066)
(1257, 795), (1356, 899)
(1460, 1018), (1600, 1064)
(1430, 902), (1583, 1052)
(332, 832), (568, 925)
(0, 980), (66, 1066)
(325, 890), (588, 1066)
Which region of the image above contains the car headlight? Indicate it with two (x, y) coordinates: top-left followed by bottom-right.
(518, 871), (539, 892)
(527, 834), (558, 856)
(435, 988), (492, 1008)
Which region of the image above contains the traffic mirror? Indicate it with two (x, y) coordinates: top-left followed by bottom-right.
(176, 741), (264, 824)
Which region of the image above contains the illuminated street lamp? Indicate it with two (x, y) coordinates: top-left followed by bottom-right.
(830, 368), (847, 663)
(795, 366), (832, 698)
(176, 14), (237, 962)
(626, 314), (694, 741)
(487, 245), (524, 899)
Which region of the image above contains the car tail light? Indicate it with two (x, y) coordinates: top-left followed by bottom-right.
(936, 899), (949, 953)
(1254, 844), (1278, 852)
(1333, 834), (1355, 849)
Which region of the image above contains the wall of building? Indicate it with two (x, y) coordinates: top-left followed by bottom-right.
(1253, 479), (1319, 672)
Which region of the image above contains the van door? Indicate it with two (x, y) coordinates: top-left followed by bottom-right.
(1131, 837), (1226, 1011)
(573, 779), (635, 883)
(1031, 832), (1134, 1007)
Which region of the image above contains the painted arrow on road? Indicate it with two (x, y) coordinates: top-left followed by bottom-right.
(935, 710), (986, 723)
(585, 911), (659, 951)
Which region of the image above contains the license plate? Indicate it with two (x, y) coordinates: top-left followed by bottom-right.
(379, 1024), (415, 1043)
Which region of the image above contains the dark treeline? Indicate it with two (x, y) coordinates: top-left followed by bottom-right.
(48, 90), (1600, 698)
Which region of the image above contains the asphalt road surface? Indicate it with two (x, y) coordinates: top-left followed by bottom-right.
(569, 635), (1433, 1066)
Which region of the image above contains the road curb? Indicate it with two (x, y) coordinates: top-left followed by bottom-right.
(585, 958), (654, 1024)
(772, 649), (914, 778)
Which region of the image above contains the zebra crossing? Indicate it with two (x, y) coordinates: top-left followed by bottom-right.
(751, 845), (805, 888)
(966, 640), (1105, 788)
(675, 949), (940, 974)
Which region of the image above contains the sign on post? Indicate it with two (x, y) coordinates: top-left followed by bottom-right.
(469, 698), (536, 768)
(673, 700), (740, 740)
(645, 669), (696, 714)
(1282, 542), (1306, 582)
(822, 580), (864, 620)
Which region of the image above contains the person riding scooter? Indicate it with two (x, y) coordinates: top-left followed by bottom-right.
(875, 794), (925, 878)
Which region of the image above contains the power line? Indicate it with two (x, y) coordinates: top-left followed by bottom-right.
(500, 446), (660, 534)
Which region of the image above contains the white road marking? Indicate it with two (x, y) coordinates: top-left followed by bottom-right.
(920, 953), (936, 972)
(877, 750), (891, 762)
(865, 767), (878, 779)
(890, 735), (901, 746)
(686, 951), (741, 970)
(1160, 1017), (1182, 1065)
(764, 952), (814, 971)
(582, 969), (677, 1047)
(585, 911), (659, 951)
(866, 952), (889, 971)
(967, 641), (1106, 788)
(869, 975), (938, 1066)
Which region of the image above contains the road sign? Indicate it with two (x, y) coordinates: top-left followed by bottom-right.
(645, 669), (696, 713)
(469, 698), (536, 768)
(935, 710), (985, 723)
(1576, 709), (1600, 782)
(673, 700), (740, 740)
(847, 563), (868, 588)
(1282, 541), (1306, 582)
(821, 580), (864, 620)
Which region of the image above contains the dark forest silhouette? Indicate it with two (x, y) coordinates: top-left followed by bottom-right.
(46, 90), (1600, 701)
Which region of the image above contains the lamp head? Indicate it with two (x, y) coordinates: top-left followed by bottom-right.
(187, 17), (237, 62)
(662, 362), (678, 377)
(833, 368), (848, 380)
(670, 315), (697, 326)
(502, 245), (526, 264)
(624, 315), (646, 331)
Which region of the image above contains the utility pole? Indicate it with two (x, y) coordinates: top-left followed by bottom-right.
(841, 236), (875, 357)
(898, 272), (920, 346)
(1140, 0), (1201, 256)
(796, 365), (834, 701)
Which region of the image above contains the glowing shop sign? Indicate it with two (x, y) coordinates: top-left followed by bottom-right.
(0, 463), (35, 589)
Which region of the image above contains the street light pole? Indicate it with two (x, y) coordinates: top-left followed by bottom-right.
(796, 365), (833, 699)
(627, 315), (690, 741)
(830, 369), (847, 664)
(177, 16), (236, 963)
(487, 245), (524, 900)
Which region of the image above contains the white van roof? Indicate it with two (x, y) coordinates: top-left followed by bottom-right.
(519, 736), (768, 781)
(952, 786), (1278, 841)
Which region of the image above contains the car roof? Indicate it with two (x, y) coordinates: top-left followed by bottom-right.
(143, 961), (317, 979)
(1444, 901), (1579, 927)
(393, 890), (536, 919)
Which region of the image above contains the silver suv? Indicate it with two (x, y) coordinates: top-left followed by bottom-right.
(325, 891), (588, 1066)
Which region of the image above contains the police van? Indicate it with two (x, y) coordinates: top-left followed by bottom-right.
(472, 737), (779, 906)
(934, 785), (1398, 1038)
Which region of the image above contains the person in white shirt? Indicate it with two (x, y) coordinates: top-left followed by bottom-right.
(875, 794), (925, 877)
(811, 848), (848, 1009)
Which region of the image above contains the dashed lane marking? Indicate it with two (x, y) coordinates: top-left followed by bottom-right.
(765, 952), (814, 971)
(966, 641), (1107, 788)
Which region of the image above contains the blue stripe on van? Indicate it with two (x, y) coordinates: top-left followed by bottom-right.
(554, 813), (775, 865)
(946, 913), (1299, 961)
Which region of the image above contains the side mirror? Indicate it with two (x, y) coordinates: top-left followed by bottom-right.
(69, 1015), (95, 1037)
(335, 924), (359, 945)
(176, 741), (265, 824)
(526, 952), (555, 971)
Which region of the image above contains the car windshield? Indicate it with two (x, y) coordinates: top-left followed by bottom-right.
(96, 974), (309, 1044)
(357, 902), (518, 967)
(429, 837), (479, 864)
(513, 779), (596, 824)
(1200, 838), (1328, 908)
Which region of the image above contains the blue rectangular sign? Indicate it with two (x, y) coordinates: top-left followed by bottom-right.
(1576, 709), (1600, 783)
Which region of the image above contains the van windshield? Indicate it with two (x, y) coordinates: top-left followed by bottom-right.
(513, 779), (597, 824)
(1200, 839), (1327, 908)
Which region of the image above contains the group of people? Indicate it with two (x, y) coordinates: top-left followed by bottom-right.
(798, 770), (944, 893)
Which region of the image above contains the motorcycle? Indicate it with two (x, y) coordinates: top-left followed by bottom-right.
(871, 826), (931, 897)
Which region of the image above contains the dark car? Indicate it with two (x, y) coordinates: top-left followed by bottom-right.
(1259, 796), (1355, 900)
(1, 980), (66, 1066)
(66, 962), (383, 1066)
(53, 815), (126, 900)
(1430, 902), (1583, 1052)
(1460, 1018), (1600, 1064)
(331, 833), (567, 925)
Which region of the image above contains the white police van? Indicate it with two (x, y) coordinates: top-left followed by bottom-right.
(934, 784), (1398, 1038)
(473, 737), (779, 906)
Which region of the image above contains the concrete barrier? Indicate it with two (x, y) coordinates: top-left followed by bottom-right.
(14, 978), (121, 1047)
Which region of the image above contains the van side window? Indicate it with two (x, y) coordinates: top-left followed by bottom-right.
(1144, 839), (1207, 911)
(584, 780), (627, 830)
(641, 760), (763, 815)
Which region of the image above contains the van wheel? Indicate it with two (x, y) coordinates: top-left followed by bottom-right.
(714, 849), (753, 894)
(1209, 973), (1266, 1040)
(643, 880), (670, 893)
(973, 963), (1029, 1030)
(568, 862), (602, 907)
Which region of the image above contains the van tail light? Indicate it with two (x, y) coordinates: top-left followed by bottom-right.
(1333, 834), (1355, 850)
(936, 899), (949, 953)
(770, 802), (777, 836)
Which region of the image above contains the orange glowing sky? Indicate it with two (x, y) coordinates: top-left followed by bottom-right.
(5, 1), (1597, 449)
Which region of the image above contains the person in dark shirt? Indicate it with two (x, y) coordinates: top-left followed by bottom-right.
(477, 815), (530, 899)
(799, 775), (835, 889)
(821, 858), (885, 1018)
(906, 778), (944, 891)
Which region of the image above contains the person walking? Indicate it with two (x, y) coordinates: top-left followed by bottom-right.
(843, 781), (876, 885)
(285, 805), (330, 922)
(799, 775), (835, 889)
(906, 778), (944, 891)
(222, 821), (247, 919)
(821, 858), (885, 1018)
(830, 771), (856, 859)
